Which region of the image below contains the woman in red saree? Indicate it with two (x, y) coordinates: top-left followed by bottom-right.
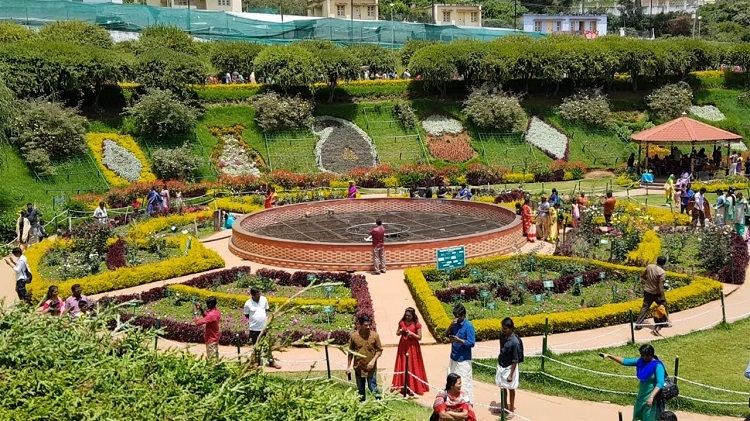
(431, 373), (476, 421)
(521, 198), (535, 242)
(391, 307), (429, 395)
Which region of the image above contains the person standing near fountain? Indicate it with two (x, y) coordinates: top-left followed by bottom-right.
(370, 219), (386, 275)
(348, 181), (359, 199)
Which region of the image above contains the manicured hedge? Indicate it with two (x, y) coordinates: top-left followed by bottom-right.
(405, 255), (723, 343)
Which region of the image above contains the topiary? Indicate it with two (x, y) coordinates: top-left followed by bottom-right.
(393, 100), (417, 130)
(558, 89), (612, 128)
(647, 82), (693, 120)
(251, 92), (313, 132)
(126, 89), (197, 141)
(463, 85), (526, 132)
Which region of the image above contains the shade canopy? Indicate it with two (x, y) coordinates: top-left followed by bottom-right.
(631, 115), (743, 144)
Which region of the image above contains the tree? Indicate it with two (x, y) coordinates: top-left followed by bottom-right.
(400, 39), (438, 67)
(253, 45), (319, 92)
(210, 41), (264, 78)
(0, 22), (36, 43)
(133, 48), (205, 96)
(463, 85), (527, 132)
(409, 44), (456, 96)
(137, 25), (197, 55)
(346, 45), (397, 74)
(297, 41), (360, 103)
(127, 89), (197, 141)
(39, 21), (113, 49)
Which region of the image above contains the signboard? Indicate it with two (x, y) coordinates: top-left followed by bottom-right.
(436, 246), (466, 271)
(543, 280), (554, 289)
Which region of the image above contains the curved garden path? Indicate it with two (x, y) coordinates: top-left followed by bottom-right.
(1, 189), (747, 421)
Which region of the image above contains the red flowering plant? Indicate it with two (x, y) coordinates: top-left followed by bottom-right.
(219, 174), (263, 192)
(266, 170), (311, 189)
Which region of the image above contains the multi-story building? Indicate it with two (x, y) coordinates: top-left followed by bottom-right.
(426, 3), (482, 27)
(143, 0), (241, 12)
(522, 14), (607, 36)
(307, 0), (379, 20)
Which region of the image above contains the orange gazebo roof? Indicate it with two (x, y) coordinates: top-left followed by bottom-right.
(631, 114), (743, 143)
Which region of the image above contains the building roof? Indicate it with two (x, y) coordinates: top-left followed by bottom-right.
(631, 114), (743, 143)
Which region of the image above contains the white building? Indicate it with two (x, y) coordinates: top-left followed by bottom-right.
(143, 0), (242, 13)
(522, 14), (607, 36)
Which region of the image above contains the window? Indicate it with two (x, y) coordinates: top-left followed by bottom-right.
(336, 5), (345, 16)
(534, 21), (541, 32)
(442, 10), (451, 23)
(367, 5), (375, 17)
(175, 0), (188, 5)
(217, 0), (230, 5)
(589, 20), (597, 31)
(470, 12), (478, 23)
(555, 20), (562, 31)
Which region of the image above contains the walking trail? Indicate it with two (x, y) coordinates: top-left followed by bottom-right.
(1, 189), (747, 421)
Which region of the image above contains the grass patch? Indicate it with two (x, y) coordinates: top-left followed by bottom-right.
(474, 317), (750, 417)
(264, 130), (319, 173)
(694, 89), (750, 142)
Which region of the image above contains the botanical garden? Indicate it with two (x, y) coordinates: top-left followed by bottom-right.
(1, 18), (750, 421)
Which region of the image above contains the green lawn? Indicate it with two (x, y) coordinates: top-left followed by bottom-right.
(264, 130), (319, 173)
(474, 317), (750, 417)
(694, 89), (750, 141)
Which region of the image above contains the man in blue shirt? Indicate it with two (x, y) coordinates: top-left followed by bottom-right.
(458, 185), (472, 201)
(445, 303), (476, 403)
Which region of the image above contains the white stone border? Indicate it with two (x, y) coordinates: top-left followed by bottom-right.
(313, 116), (378, 173)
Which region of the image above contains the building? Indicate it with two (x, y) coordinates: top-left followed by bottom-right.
(143, 0), (242, 12)
(307, 0), (379, 20)
(522, 14), (606, 36)
(427, 4), (482, 27)
(581, 0), (704, 15)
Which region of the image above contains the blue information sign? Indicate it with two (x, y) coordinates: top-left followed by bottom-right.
(436, 246), (466, 271)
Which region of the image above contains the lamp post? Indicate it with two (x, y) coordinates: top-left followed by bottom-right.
(691, 12), (696, 38)
(390, 3), (395, 49)
(698, 16), (702, 37)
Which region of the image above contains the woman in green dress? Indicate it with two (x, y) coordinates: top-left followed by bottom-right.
(601, 344), (665, 421)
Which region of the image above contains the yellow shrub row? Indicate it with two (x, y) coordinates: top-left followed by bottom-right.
(626, 230), (662, 266)
(692, 180), (748, 193)
(592, 201), (691, 226)
(27, 237), (225, 298)
(87, 133), (156, 188)
(168, 284), (358, 313)
(504, 173), (536, 183)
(405, 255), (723, 342)
(129, 210), (215, 242)
(213, 197), (264, 215)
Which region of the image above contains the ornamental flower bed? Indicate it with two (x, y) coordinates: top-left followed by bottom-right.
(689, 105), (726, 122)
(421, 115), (464, 136)
(87, 133), (156, 188)
(210, 126), (264, 178)
(313, 116), (377, 173)
(525, 117), (569, 160)
(426, 133), (475, 163)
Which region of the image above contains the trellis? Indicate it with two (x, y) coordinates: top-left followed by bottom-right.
(263, 130), (319, 173)
(34, 154), (110, 195)
(362, 106), (428, 164)
(476, 132), (539, 172)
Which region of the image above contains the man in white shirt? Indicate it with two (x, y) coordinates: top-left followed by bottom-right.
(243, 288), (281, 369)
(692, 187), (707, 228)
(5, 247), (30, 302)
(93, 202), (108, 224)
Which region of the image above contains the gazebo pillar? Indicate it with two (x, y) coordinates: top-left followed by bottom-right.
(690, 142), (695, 178)
(726, 142), (731, 176)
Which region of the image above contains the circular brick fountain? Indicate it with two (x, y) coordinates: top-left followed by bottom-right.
(229, 198), (524, 271)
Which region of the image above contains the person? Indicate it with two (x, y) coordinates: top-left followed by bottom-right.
(160, 186), (171, 211)
(536, 195), (550, 241)
(521, 199), (535, 242)
(577, 192), (589, 213)
(663, 175), (674, 206)
(602, 191), (616, 228)
(5, 247), (30, 302)
(601, 345), (666, 421)
(194, 296), (221, 360)
(224, 212), (236, 230)
(173, 191), (184, 213)
(391, 307), (429, 396)
(627, 153), (636, 172)
(264, 187), (278, 209)
(692, 188), (707, 228)
(243, 288), (281, 369)
(23, 202), (44, 242)
(549, 188), (560, 206)
(37, 285), (65, 316)
(495, 318), (521, 417)
(635, 256), (667, 329)
(548, 200), (559, 242)
(652, 297), (669, 337)
(431, 373), (477, 421)
(679, 186), (694, 215)
(93, 202), (108, 224)
(458, 184), (472, 200)
(347, 314), (383, 402)
(62, 284), (90, 318)
(437, 185), (448, 199)
(370, 219), (386, 275)
(446, 303), (476, 403)
(15, 211), (30, 250)
(348, 181), (358, 199)
(146, 187), (162, 215)
(725, 186), (737, 226)
(714, 189), (727, 226)
(734, 192), (748, 238)
(730, 152), (739, 176)
(571, 199), (580, 228)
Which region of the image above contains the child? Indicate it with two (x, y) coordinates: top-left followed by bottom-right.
(652, 297), (669, 337)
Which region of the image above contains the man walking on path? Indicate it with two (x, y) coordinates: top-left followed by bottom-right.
(495, 317), (521, 416)
(635, 256), (667, 329)
(370, 219), (386, 275)
(23, 203), (44, 243)
(347, 315), (383, 402)
(194, 297), (221, 360)
(5, 247), (30, 302)
(602, 191), (616, 228)
(446, 303), (476, 403)
(243, 288), (281, 368)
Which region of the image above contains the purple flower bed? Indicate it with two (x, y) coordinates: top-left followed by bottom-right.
(106, 267), (374, 346)
(433, 269), (606, 303)
(717, 233), (748, 285)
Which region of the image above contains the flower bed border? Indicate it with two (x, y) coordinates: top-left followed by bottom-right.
(87, 133), (156, 188)
(405, 255), (723, 343)
(105, 267), (374, 346)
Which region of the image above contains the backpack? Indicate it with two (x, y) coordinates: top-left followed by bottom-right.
(517, 335), (525, 363)
(24, 267), (32, 284)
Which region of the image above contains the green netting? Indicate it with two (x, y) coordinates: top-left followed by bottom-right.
(0, 0), (544, 46)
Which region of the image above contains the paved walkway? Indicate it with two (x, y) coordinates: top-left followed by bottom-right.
(2, 195), (748, 421)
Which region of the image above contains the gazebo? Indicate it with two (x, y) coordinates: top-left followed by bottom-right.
(631, 113), (744, 177)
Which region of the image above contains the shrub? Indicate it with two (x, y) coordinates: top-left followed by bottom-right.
(151, 145), (202, 181)
(558, 89), (612, 127)
(400, 39), (439, 66)
(346, 44), (397, 74)
(463, 85), (526, 132)
(71, 221), (113, 255)
(210, 41), (264, 78)
(393, 100), (417, 129)
(0, 22), (36, 43)
(251, 92), (313, 132)
(127, 89), (197, 141)
(38, 21), (112, 49)
(8, 100), (87, 176)
(133, 48), (205, 96)
(253, 45), (319, 92)
(647, 82), (693, 120)
(137, 25), (196, 55)
(105, 238), (127, 270)
(626, 230), (662, 266)
(718, 232), (749, 284)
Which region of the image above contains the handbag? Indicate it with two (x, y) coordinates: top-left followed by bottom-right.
(659, 364), (679, 401)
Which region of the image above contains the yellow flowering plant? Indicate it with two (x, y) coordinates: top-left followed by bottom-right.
(87, 133), (156, 188)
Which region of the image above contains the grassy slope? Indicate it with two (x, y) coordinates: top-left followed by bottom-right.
(474, 317), (750, 417)
(693, 89), (750, 142)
